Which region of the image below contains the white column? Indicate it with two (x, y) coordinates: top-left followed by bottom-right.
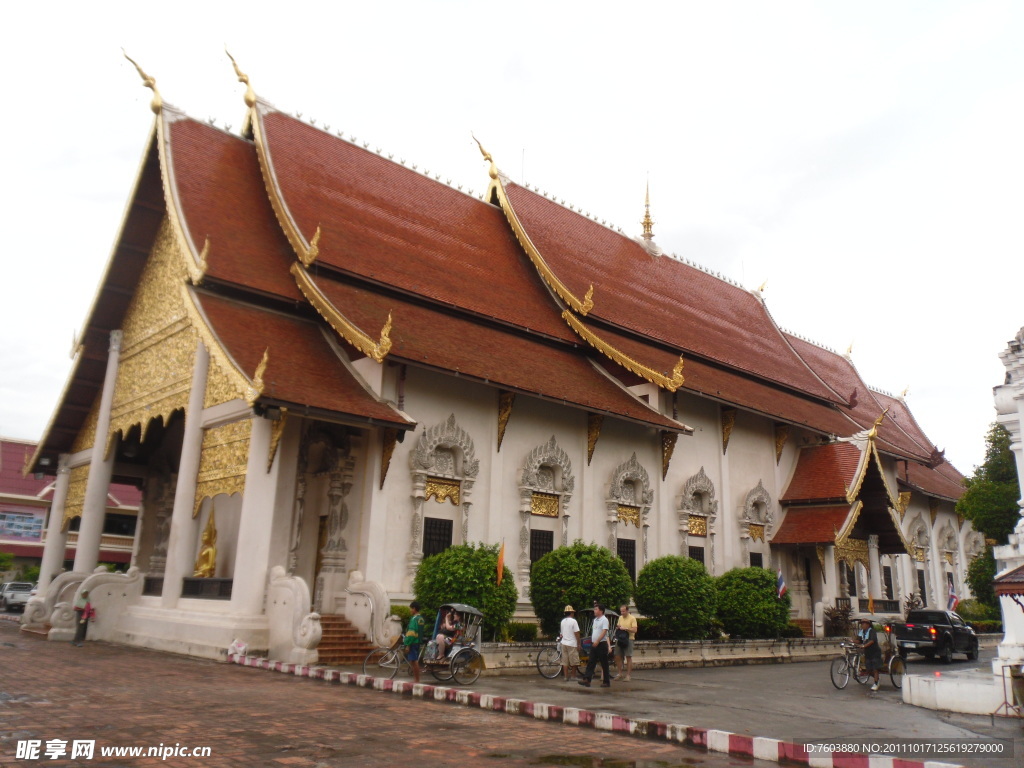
(162, 341), (209, 608)
(230, 416), (278, 614)
(867, 535), (883, 599)
(38, 455), (72, 590)
(74, 330), (122, 573)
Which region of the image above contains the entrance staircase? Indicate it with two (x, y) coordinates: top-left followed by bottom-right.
(316, 615), (377, 666)
(792, 618), (813, 637)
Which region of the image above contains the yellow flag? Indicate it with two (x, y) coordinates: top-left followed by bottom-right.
(867, 596), (875, 615)
(496, 541), (505, 586)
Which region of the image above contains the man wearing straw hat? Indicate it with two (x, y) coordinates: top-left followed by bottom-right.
(857, 617), (883, 691)
(559, 605), (581, 681)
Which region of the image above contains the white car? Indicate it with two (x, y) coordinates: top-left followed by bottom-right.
(0, 582), (34, 612)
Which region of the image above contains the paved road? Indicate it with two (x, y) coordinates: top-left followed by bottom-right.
(0, 622), (773, 768)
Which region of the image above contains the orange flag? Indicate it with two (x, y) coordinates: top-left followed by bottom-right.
(496, 541), (505, 586)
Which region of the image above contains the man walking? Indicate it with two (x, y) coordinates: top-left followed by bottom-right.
(613, 603), (637, 681)
(578, 603), (611, 688)
(559, 605), (581, 681)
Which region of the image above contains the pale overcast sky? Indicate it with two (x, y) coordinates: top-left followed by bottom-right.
(1, 1), (1021, 475)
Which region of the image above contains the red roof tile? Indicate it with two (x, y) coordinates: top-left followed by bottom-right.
(193, 291), (414, 429)
(501, 183), (840, 403)
(254, 107), (574, 342)
(781, 442), (862, 502)
(995, 564), (1024, 596)
(771, 505), (852, 544)
(786, 335), (930, 461)
(167, 117), (302, 302)
(306, 275), (687, 432)
(898, 461), (965, 502)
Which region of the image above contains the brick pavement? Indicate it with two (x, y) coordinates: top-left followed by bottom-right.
(0, 623), (767, 768)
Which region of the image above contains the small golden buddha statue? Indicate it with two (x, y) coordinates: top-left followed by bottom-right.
(193, 505), (218, 578)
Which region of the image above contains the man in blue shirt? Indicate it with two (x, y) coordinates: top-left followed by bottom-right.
(578, 603), (612, 688)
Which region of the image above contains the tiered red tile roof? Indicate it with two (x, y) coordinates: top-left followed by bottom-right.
(780, 442), (861, 503)
(770, 506), (851, 545)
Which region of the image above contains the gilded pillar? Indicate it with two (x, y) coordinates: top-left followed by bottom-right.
(162, 341), (210, 607)
(38, 455), (71, 590)
(74, 330), (123, 573)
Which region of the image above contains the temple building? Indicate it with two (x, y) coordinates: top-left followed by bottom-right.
(22, 61), (980, 659)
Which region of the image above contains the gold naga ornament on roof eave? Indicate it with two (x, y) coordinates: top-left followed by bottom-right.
(561, 311), (684, 392)
(290, 263), (393, 363)
(473, 136), (594, 316)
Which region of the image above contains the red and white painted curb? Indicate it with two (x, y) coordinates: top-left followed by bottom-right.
(229, 654), (966, 768)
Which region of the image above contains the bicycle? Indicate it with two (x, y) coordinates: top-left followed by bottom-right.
(536, 639), (585, 679)
(881, 624), (905, 689)
(362, 638), (411, 679)
(830, 642), (870, 689)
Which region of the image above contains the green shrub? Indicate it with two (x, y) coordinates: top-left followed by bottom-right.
(529, 540), (633, 637)
(715, 567), (791, 639)
(965, 548), (999, 609)
(780, 622), (805, 638)
(957, 598), (1000, 622)
(635, 555), (716, 640)
(390, 604), (413, 629)
(508, 622), (539, 642)
(18, 565), (40, 583)
(412, 543), (517, 637)
(967, 620), (1003, 634)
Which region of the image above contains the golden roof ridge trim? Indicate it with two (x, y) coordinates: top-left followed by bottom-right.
(250, 104), (320, 268)
(562, 310), (684, 393)
(474, 138), (593, 316)
(155, 109), (209, 285)
(180, 285), (255, 401)
(290, 263), (393, 363)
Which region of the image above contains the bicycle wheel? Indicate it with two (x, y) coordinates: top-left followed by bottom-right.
(888, 655), (905, 689)
(853, 656), (870, 685)
(451, 648), (484, 686)
(537, 646), (563, 679)
(830, 656), (850, 689)
(430, 661), (454, 682)
(363, 647), (401, 679)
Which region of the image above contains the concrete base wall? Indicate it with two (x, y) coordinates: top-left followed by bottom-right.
(111, 601), (269, 661)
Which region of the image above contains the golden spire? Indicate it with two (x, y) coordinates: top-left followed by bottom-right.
(758, 280), (768, 293)
(472, 133), (498, 180)
(641, 180), (654, 241)
(225, 48), (256, 108)
(246, 348), (269, 405)
(899, 385), (910, 399)
(867, 407), (889, 439)
(122, 50), (162, 114)
(844, 341), (854, 359)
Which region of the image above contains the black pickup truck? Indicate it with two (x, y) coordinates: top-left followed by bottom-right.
(892, 609), (979, 662)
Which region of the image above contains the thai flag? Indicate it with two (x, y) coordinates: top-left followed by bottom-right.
(777, 568), (788, 599)
(947, 582), (959, 612)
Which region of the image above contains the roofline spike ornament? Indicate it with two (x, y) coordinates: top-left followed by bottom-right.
(122, 50), (162, 114)
(299, 225), (321, 267)
(758, 280), (768, 293)
(225, 48), (256, 108)
(641, 179), (654, 241)
(899, 385), (910, 400)
(867, 407), (890, 439)
(844, 341), (854, 360)
(246, 348), (269, 406)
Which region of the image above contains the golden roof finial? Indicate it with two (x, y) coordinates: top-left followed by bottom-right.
(246, 348), (269, 405)
(844, 341), (854, 359)
(900, 385), (910, 399)
(300, 225), (321, 267)
(867, 407), (890, 439)
(641, 179), (654, 241)
(758, 280), (768, 293)
(225, 48), (256, 108)
(472, 133), (498, 180)
(122, 50), (162, 115)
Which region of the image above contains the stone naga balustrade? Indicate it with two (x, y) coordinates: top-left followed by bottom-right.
(267, 566), (321, 664)
(20, 569), (90, 640)
(75, 567), (144, 642)
(345, 571), (402, 648)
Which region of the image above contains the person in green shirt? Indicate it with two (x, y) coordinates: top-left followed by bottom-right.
(404, 601), (427, 683)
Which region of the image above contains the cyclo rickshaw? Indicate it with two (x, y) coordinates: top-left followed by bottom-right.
(363, 602), (486, 686)
(537, 607), (617, 678)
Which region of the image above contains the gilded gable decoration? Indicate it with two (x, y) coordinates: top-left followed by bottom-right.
(774, 423), (789, 465)
(531, 492), (559, 517)
(721, 407), (737, 455)
(497, 390), (516, 452)
(834, 537), (870, 570)
(749, 524), (765, 542)
(246, 348), (269, 406)
(267, 408), (288, 471)
(409, 415), (479, 580)
(740, 479), (774, 541)
(193, 418), (252, 516)
(61, 464), (90, 530)
(929, 498), (939, 525)
(379, 427), (400, 490)
(617, 505), (641, 527)
(661, 431), (677, 480)
(896, 491), (912, 520)
(587, 413), (603, 465)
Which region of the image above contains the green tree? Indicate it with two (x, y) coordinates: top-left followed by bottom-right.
(715, 567), (791, 639)
(965, 547), (998, 610)
(0, 552), (13, 574)
(634, 555), (716, 639)
(957, 424), (1020, 544)
(412, 543), (517, 637)
(529, 541), (633, 637)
